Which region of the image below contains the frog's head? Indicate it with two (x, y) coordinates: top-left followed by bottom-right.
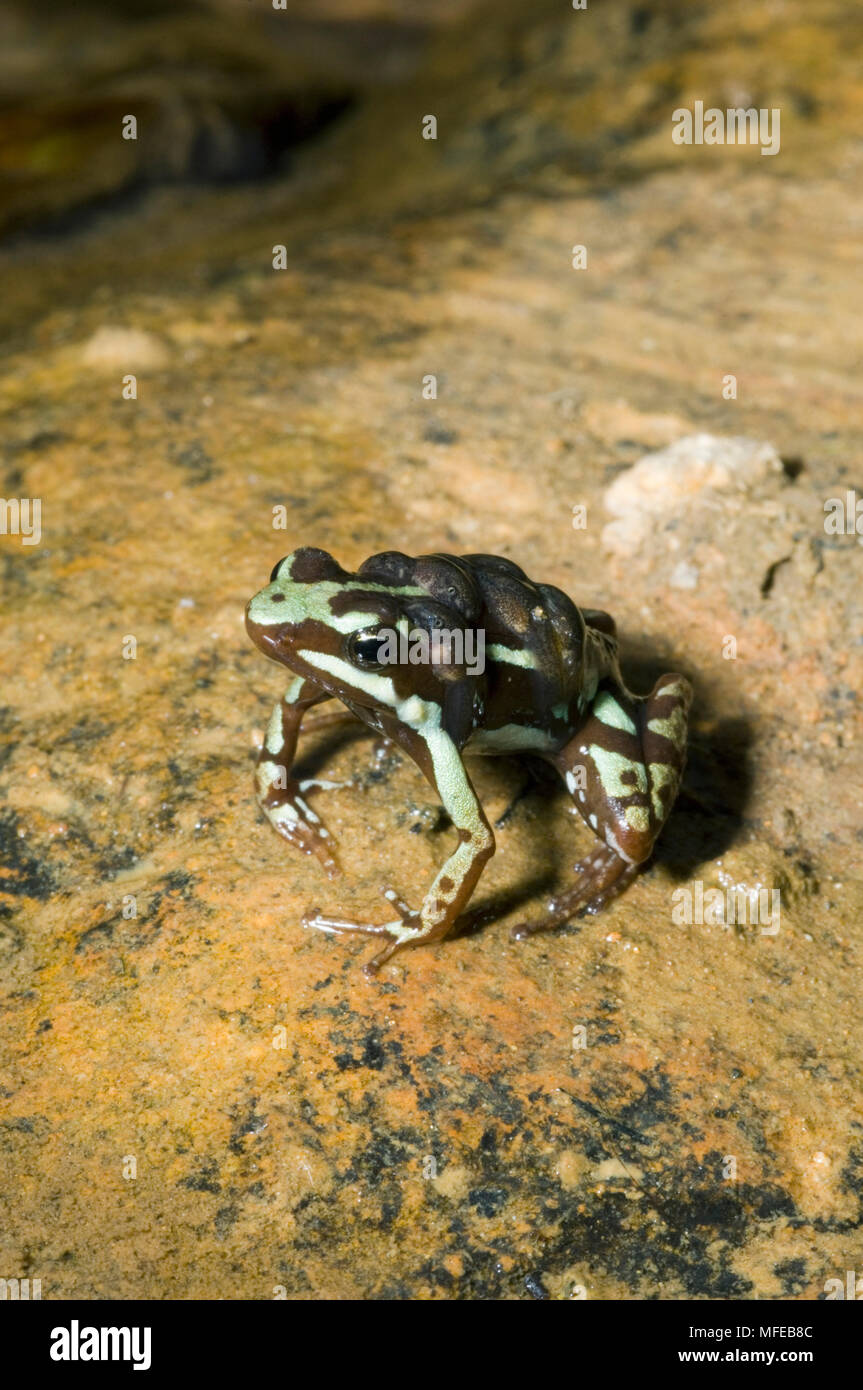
(247, 547), (485, 714)
(246, 547), (422, 710)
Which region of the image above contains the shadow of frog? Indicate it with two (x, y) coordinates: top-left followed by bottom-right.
(656, 716), (755, 881)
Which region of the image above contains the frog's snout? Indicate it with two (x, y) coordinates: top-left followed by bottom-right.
(245, 590), (288, 658)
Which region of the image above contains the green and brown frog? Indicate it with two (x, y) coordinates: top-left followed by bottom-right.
(246, 548), (691, 976)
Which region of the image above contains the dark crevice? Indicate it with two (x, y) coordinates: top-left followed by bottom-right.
(760, 555), (792, 597)
(0, 91), (357, 246)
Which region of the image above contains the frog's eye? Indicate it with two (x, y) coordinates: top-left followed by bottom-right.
(269, 558), (287, 583)
(347, 629), (386, 670)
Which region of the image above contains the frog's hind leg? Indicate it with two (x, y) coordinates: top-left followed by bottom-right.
(511, 673), (692, 939)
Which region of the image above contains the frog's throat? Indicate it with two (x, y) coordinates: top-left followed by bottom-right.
(299, 647), (439, 729)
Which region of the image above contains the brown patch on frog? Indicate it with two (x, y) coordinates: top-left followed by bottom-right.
(328, 589), (400, 623)
(288, 548), (349, 584)
(438, 875), (454, 894)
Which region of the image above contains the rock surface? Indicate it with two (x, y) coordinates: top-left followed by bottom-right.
(1, 0), (862, 1301)
(602, 433), (787, 552)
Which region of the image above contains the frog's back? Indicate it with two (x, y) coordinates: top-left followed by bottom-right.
(458, 554), (587, 739)
(356, 550), (591, 748)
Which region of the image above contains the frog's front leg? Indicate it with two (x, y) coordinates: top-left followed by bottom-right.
(255, 677), (341, 877)
(512, 674), (692, 937)
(304, 726), (494, 977)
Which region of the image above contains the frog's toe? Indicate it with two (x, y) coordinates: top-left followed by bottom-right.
(259, 783), (340, 876)
(302, 899), (424, 976)
(270, 816), (340, 877)
(581, 861), (640, 915)
(363, 923), (422, 975)
(301, 908), (397, 939)
(511, 846), (634, 939)
(305, 827), (340, 878)
(381, 886), (417, 925)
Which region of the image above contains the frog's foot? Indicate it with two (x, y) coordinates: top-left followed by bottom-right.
(303, 887), (421, 977)
(510, 845), (639, 939)
(256, 771), (340, 878)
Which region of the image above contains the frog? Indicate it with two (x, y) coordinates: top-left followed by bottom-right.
(245, 547), (692, 977)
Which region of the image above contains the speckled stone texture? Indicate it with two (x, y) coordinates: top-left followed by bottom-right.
(1, 0), (862, 1300)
